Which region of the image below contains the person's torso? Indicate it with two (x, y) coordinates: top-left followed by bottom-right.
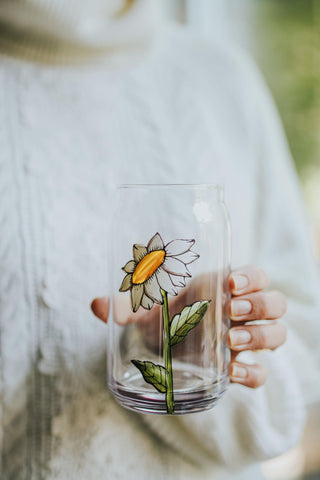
(0, 28), (261, 479)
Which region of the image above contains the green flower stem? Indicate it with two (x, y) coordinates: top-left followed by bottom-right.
(161, 289), (174, 414)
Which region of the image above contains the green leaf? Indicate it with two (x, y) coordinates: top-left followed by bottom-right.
(131, 360), (167, 393)
(170, 300), (211, 346)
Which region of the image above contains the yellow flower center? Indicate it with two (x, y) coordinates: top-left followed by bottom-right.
(132, 250), (165, 284)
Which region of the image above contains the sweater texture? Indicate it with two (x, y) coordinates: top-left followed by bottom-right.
(0, 14), (320, 480)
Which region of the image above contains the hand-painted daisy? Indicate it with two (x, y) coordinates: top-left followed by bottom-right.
(119, 232), (199, 312)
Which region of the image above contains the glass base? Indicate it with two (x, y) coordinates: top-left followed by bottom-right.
(109, 365), (229, 415)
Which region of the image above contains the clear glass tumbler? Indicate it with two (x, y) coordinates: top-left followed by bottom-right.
(108, 184), (231, 415)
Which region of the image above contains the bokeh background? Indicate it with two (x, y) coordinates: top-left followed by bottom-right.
(163, 2), (320, 480)
(163, 0), (320, 261)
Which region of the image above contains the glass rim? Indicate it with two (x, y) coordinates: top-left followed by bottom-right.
(117, 183), (224, 191)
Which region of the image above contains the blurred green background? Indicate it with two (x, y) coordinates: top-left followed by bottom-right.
(220, 5), (320, 479)
(165, 0), (320, 259)
(249, 0), (320, 179)
(247, 0), (320, 262)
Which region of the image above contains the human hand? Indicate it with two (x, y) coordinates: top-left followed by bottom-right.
(228, 265), (287, 388)
(91, 265), (287, 389)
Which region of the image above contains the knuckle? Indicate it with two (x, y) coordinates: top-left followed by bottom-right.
(255, 326), (268, 348)
(269, 323), (285, 350)
(278, 323), (287, 346)
(249, 375), (262, 389)
(242, 265), (269, 290)
(257, 265), (268, 281)
(269, 290), (287, 318)
(256, 293), (269, 317)
(254, 266), (269, 288)
(279, 293), (287, 316)
(250, 365), (267, 388)
(91, 298), (101, 317)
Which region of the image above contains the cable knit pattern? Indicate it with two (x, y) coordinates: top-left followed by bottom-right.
(0, 67), (33, 479)
(0, 24), (319, 480)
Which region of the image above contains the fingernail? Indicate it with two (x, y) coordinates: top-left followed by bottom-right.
(232, 275), (248, 291)
(231, 300), (252, 316)
(231, 364), (248, 379)
(229, 329), (251, 346)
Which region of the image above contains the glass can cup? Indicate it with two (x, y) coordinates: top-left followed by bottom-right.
(107, 184), (231, 415)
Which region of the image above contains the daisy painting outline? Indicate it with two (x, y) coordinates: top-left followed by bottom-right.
(119, 232), (199, 312)
(119, 232), (211, 415)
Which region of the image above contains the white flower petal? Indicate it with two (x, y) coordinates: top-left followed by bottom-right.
(119, 274), (132, 292)
(174, 250), (199, 265)
(156, 267), (178, 296)
(165, 239), (195, 256)
(170, 274), (186, 288)
(147, 232), (164, 252)
(144, 275), (163, 304)
(133, 244), (147, 263)
(122, 260), (136, 273)
(141, 294), (154, 310)
(131, 284), (144, 312)
(162, 256), (191, 277)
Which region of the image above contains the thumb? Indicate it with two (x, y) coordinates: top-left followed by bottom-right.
(91, 296), (110, 323)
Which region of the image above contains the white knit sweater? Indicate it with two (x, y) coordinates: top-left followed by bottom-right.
(1, 16), (320, 480)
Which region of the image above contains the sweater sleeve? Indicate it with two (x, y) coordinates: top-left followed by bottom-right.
(142, 48), (320, 471)
(249, 56), (320, 407)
